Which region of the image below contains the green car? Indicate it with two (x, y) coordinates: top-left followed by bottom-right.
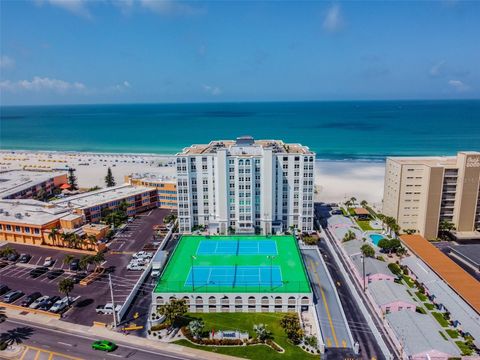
(91, 340), (117, 352)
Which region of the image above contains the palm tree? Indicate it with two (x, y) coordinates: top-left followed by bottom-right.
(79, 255), (92, 271)
(350, 197), (357, 205)
(60, 232), (71, 248)
(438, 220), (456, 240)
(360, 200), (368, 208)
(48, 228), (60, 246)
(86, 235), (98, 251)
(63, 254), (75, 267)
(58, 278), (75, 305)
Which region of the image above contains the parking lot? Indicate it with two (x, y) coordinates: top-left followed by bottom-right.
(0, 208), (172, 327)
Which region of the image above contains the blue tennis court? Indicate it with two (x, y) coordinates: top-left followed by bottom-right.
(185, 265), (283, 287)
(196, 240), (278, 255)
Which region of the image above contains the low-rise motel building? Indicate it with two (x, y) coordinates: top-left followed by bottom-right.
(383, 151), (480, 241)
(125, 173), (177, 209)
(152, 235), (312, 313)
(0, 199), (106, 250)
(51, 184), (158, 222)
(0, 170), (67, 200)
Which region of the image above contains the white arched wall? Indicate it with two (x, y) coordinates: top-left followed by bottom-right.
(152, 292), (312, 313)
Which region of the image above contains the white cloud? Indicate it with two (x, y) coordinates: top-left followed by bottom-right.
(140, 0), (205, 16)
(36, 0), (91, 19)
(108, 80), (132, 92)
(429, 60), (446, 77)
(0, 76), (86, 93)
(0, 55), (15, 69)
(448, 79), (470, 92)
(203, 84), (222, 96)
(323, 4), (344, 33)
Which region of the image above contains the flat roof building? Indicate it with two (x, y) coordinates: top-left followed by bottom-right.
(351, 254), (395, 283)
(386, 311), (460, 359)
(383, 151), (480, 240)
(125, 173), (177, 210)
(52, 184), (158, 222)
(176, 137), (315, 235)
(368, 280), (416, 314)
(449, 245), (480, 273)
(0, 170), (67, 200)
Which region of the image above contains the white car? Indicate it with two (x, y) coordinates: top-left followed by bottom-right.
(127, 262), (146, 271)
(43, 257), (55, 267)
(30, 295), (49, 309)
(50, 297), (71, 313)
(132, 251), (153, 260)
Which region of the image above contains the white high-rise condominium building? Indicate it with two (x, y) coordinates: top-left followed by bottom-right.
(176, 136), (315, 235)
(383, 151), (480, 241)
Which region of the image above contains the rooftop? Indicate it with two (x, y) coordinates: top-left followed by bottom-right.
(155, 235), (311, 294)
(353, 207), (370, 215)
(387, 151), (480, 168)
(400, 234), (480, 314)
(52, 185), (153, 209)
(368, 280), (416, 307)
(351, 254), (392, 277)
(0, 170), (66, 199)
(178, 137), (314, 156)
(0, 199), (69, 226)
(386, 311), (459, 357)
(401, 255), (480, 346)
(449, 245), (480, 266)
(127, 172), (176, 184)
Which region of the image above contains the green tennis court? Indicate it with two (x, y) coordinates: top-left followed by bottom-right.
(154, 235), (311, 294)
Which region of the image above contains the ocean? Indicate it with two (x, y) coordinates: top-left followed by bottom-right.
(1, 100), (479, 160)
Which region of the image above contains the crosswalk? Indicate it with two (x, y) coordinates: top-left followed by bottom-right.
(19, 345), (83, 360)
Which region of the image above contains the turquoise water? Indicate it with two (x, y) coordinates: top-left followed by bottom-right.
(1, 100), (479, 159)
(369, 234), (384, 246)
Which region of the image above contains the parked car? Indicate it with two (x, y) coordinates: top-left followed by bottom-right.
(6, 252), (19, 262)
(29, 267), (49, 278)
(18, 254), (31, 263)
(50, 297), (71, 313)
(46, 269), (64, 280)
(2, 290), (24, 303)
(70, 258), (80, 271)
(127, 262), (146, 271)
(72, 272), (87, 284)
(30, 295), (50, 309)
(92, 340), (117, 352)
(0, 284), (10, 296)
(132, 251), (153, 260)
(95, 303), (121, 315)
(43, 257), (55, 267)
(21, 292), (42, 307)
(37, 296), (60, 311)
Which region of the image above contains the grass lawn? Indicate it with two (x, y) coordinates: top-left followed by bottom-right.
(348, 208), (355, 216)
(432, 312), (449, 327)
(439, 331), (448, 341)
(402, 275), (415, 288)
(424, 303), (435, 311)
(446, 329), (459, 339)
(174, 312), (318, 360)
(415, 291), (427, 301)
(455, 341), (474, 356)
(341, 208), (349, 216)
(356, 220), (374, 231)
(416, 307), (427, 314)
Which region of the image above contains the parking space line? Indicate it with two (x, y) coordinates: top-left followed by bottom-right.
(19, 347), (28, 360)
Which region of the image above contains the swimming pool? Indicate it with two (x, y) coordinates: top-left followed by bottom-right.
(369, 234), (384, 246)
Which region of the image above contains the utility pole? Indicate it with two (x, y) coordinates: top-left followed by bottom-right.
(362, 255), (366, 292)
(109, 274), (117, 328)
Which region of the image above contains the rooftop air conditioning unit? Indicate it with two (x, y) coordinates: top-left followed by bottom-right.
(15, 213), (22, 219)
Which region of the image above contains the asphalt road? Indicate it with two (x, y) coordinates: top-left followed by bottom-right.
(0, 318), (201, 360)
(302, 248), (352, 349)
(315, 203), (387, 360)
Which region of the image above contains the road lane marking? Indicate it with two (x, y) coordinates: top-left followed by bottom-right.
(309, 259), (339, 347)
(24, 346), (83, 360)
(34, 349), (41, 360)
(58, 341), (73, 346)
(342, 339), (347, 348)
(19, 348), (28, 360)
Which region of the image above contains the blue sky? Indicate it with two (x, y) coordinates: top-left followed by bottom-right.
(1, 0), (479, 105)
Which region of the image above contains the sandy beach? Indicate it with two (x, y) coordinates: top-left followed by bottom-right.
(0, 150), (385, 205)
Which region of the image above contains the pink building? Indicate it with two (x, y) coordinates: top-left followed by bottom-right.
(351, 254), (396, 284)
(368, 280), (416, 314)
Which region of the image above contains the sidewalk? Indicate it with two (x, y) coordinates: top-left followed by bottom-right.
(4, 308), (240, 360)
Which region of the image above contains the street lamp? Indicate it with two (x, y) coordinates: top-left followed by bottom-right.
(267, 255), (276, 290)
(191, 255), (197, 291)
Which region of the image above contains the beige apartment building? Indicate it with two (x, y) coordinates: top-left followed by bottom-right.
(383, 151), (480, 240)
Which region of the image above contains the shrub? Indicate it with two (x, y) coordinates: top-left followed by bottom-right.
(280, 313), (304, 344)
(151, 323), (169, 332)
(388, 262), (402, 276)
